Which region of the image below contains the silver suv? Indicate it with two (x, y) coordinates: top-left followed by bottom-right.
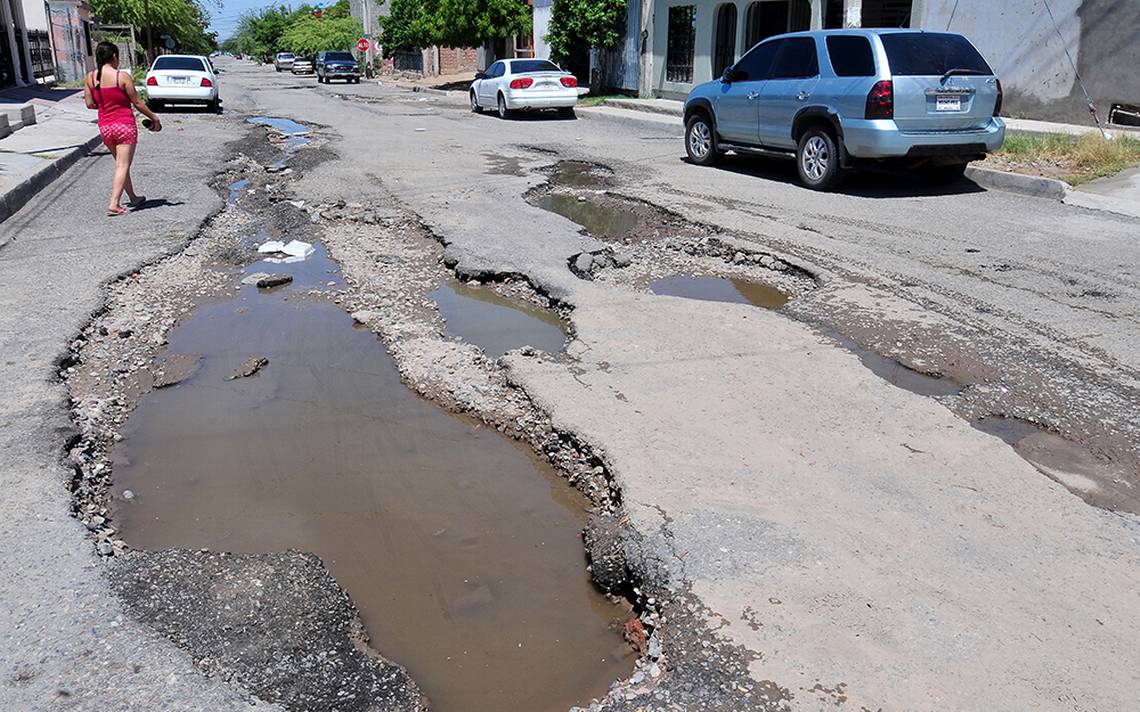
(683, 29), (1005, 190)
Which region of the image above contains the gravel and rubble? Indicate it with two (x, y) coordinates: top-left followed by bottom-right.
(111, 549), (428, 711)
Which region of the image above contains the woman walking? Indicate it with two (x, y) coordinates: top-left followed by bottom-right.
(84, 42), (162, 216)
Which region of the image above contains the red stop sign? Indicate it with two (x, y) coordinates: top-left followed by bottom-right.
(357, 38), (370, 52)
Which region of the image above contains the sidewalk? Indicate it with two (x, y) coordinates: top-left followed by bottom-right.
(0, 86), (101, 228)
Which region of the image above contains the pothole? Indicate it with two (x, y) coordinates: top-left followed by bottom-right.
(830, 331), (964, 398)
(431, 279), (567, 358)
(973, 416), (1136, 512)
(546, 160), (613, 189)
(68, 122), (635, 711)
(650, 274), (789, 309)
(535, 192), (639, 238)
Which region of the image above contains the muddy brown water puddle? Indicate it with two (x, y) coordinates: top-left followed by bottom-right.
(972, 416), (1129, 507)
(825, 332), (963, 398)
(432, 281), (566, 357)
(111, 241), (630, 710)
(548, 161), (612, 189)
(650, 274), (789, 309)
(536, 193), (639, 238)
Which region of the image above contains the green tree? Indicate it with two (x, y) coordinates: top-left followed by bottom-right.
(233, 5), (298, 62)
(90, 0), (217, 55)
(378, 0), (438, 55)
(280, 12), (363, 55)
(545, 0), (625, 68)
(378, 0), (529, 54)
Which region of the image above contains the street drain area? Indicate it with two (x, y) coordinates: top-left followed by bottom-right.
(109, 248), (631, 711)
(432, 280), (567, 357)
(650, 274), (789, 309)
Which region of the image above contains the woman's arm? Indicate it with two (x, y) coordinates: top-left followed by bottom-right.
(122, 74), (162, 129)
(83, 72), (97, 110)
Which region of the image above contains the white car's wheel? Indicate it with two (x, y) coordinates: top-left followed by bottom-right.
(497, 93), (511, 119)
(470, 90), (482, 113)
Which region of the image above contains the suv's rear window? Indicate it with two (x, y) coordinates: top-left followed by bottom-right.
(511, 60), (561, 73)
(153, 56), (207, 72)
(826, 35), (875, 77)
(880, 32), (991, 76)
(325, 52), (355, 62)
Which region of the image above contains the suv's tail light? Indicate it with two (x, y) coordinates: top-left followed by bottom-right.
(560, 76), (577, 88)
(509, 77), (534, 89)
(200, 77), (213, 87)
(993, 79), (1003, 116)
(865, 80), (893, 120)
(146, 76), (157, 86)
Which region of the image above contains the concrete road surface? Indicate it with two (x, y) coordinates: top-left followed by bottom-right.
(3, 57), (1138, 711)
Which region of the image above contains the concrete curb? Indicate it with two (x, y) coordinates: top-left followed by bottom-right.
(0, 131), (103, 229)
(604, 98), (683, 117)
(964, 166), (1070, 200)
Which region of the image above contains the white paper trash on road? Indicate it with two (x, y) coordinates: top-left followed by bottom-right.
(256, 239), (315, 261)
(282, 240), (315, 258)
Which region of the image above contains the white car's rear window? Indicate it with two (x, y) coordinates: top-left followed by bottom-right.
(510, 60), (561, 74)
(153, 57), (207, 72)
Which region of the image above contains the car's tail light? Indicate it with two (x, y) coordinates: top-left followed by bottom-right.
(865, 80), (893, 120)
(993, 79), (1003, 116)
(146, 76), (157, 86)
(560, 76), (577, 88)
(509, 77), (534, 89)
(200, 77), (213, 87)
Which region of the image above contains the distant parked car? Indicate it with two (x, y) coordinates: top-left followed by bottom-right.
(274, 52), (296, 72)
(315, 51), (360, 84)
(470, 59), (578, 119)
(291, 56), (314, 75)
(145, 54), (220, 112)
(683, 29), (1005, 189)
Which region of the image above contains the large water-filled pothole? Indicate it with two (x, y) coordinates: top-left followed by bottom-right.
(431, 280), (567, 357)
(108, 216), (631, 708)
(650, 274), (789, 309)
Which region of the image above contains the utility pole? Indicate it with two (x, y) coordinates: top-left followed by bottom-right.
(144, 0), (153, 64)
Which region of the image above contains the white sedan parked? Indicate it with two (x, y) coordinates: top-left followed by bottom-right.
(145, 55), (220, 112)
(470, 59), (578, 119)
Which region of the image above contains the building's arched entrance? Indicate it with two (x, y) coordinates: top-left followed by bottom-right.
(712, 3), (737, 79)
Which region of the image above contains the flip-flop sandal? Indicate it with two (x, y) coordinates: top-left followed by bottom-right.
(107, 207), (130, 216)
(128, 196), (147, 208)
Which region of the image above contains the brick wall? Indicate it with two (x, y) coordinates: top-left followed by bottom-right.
(437, 47), (478, 75)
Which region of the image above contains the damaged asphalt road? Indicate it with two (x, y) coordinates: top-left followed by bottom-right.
(2, 56), (1140, 712)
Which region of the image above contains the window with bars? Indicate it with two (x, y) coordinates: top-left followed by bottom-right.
(666, 5), (696, 83)
(28, 31), (54, 79)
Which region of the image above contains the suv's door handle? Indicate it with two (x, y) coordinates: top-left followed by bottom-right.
(796, 91), (811, 101)
(747, 91), (760, 100)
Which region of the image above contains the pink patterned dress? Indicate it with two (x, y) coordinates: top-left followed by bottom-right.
(92, 70), (138, 148)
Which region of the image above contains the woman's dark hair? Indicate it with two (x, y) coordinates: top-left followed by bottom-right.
(93, 41), (119, 100)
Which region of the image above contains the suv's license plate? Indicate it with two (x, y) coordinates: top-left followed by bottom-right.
(936, 95), (961, 112)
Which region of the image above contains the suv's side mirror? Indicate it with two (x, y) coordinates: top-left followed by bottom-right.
(722, 66), (736, 83)
(475, 71), (488, 80)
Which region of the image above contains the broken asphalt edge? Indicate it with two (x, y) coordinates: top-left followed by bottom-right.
(0, 131), (104, 236)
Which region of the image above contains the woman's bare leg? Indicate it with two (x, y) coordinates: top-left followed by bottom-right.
(109, 142), (136, 210)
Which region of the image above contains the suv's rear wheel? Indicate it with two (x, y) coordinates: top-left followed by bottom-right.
(796, 127), (842, 190)
(685, 113), (720, 166)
